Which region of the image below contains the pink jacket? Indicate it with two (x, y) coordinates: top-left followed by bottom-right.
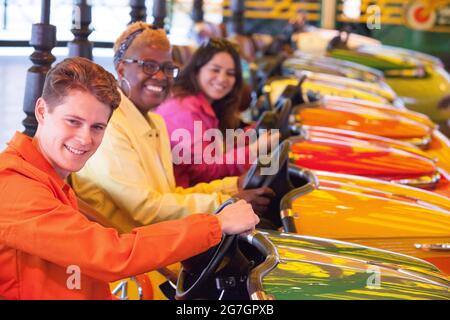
(156, 93), (250, 187)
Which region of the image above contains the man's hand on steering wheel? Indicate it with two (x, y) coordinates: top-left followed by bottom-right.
(176, 199), (258, 300)
(216, 199), (260, 235)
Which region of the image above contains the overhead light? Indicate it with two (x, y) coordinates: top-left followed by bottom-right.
(343, 0), (362, 19)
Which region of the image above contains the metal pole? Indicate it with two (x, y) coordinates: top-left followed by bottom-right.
(3, 0), (7, 30)
(192, 0), (203, 23)
(68, 0), (93, 60)
(129, 0), (146, 24)
(41, 0), (50, 24)
(22, 0), (56, 137)
(228, 0), (244, 35)
(152, 0), (166, 29)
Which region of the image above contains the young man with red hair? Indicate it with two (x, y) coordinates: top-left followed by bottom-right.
(0, 57), (259, 300)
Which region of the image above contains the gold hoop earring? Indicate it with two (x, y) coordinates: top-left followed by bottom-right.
(119, 78), (132, 99)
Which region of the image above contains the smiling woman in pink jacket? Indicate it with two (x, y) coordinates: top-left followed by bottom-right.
(156, 38), (254, 188)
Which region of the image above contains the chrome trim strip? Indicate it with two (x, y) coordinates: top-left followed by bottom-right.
(246, 232), (280, 300)
(250, 291), (274, 300)
(415, 243), (450, 252)
(402, 134), (432, 149)
(384, 67), (426, 78)
(393, 172), (441, 188)
(280, 208), (293, 219)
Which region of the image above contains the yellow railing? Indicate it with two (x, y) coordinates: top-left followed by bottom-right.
(336, 0), (450, 32)
(222, 0), (321, 21)
(220, 0), (450, 32)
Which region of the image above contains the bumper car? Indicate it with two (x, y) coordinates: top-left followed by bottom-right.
(176, 228), (450, 300)
(109, 200), (450, 300)
(242, 141), (450, 275)
(264, 77), (431, 137)
(294, 28), (450, 124)
(258, 78), (450, 174)
(111, 228), (450, 300)
(233, 33), (404, 109)
(255, 99), (449, 197)
(251, 61), (400, 107)
(75, 190), (449, 300)
(73, 189), (449, 300)
(281, 53), (406, 108)
(283, 52), (385, 84)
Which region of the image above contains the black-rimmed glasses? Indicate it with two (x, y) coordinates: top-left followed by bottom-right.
(121, 58), (180, 78)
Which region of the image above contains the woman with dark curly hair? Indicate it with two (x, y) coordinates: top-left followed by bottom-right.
(157, 38), (278, 188)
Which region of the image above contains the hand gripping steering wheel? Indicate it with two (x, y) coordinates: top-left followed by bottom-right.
(175, 198), (238, 300)
(241, 141), (292, 229)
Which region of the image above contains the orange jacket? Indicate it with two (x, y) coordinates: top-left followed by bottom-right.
(0, 132), (222, 299)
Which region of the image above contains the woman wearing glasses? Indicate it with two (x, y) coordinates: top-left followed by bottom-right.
(156, 39), (279, 189)
(72, 23), (273, 231)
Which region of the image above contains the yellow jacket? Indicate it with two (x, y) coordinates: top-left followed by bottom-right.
(72, 92), (238, 232)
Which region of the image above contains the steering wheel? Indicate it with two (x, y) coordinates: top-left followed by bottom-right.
(242, 140), (291, 190)
(251, 69), (306, 121)
(327, 25), (352, 51)
(254, 99), (294, 143)
(175, 198), (238, 300)
(242, 141), (293, 229)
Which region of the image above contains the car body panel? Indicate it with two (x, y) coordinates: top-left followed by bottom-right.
(352, 45), (443, 69)
(328, 47), (450, 123)
(294, 106), (430, 141)
(294, 28), (443, 69)
(427, 130), (450, 173)
(289, 183), (450, 239)
(263, 231), (441, 273)
(330, 47), (421, 72)
(303, 125), (433, 159)
(306, 72), (398, 103)
(384, 66), (450, 124)
(379, 45), (444, 69)
(293, 28), (450, 123)
(267, 80), (450, 177)
(111, 231), (450, 300)
(289, 135), (437, 182)
(285, 125), (448, 194)
(320, 96), (435, 128)
(283, 55), (405, 107)
(343, 236), (450, 276)
(266, 77), (433, 143)
(283, 166), (450, 237)
(260, 81), (449, 193)
(266, 78), (450, 170)
(311, 171), (450, 211)
(301, 126), (450, 198)
(267, 75), (394, 105)
(295, 28), (381, 55)
(254, 231), (450, 300)
(281, 169), (450, 273)
(284, 53), (384, 83)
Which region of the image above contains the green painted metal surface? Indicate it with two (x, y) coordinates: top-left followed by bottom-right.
(371, 26), (450, 64)
(328, 47), (450, 123)
(330, 48), (419, 71)
(257, 231), (450, 300)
